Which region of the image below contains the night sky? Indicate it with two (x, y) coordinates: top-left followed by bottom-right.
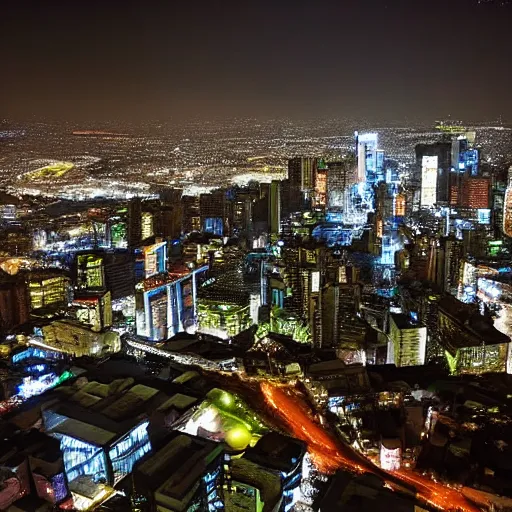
(1, 0), (511, 124)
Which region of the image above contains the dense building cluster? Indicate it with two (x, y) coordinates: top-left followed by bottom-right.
(0, 121), (511, 511)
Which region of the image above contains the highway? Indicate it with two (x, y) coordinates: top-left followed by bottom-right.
(259, 381), (488, 512)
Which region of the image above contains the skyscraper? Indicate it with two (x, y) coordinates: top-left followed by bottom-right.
(415, 142), (452, 206)
(326, 158), (356, 210)
(503, 167), (512, 237)
(268, 180), (281, 236)
(282, 157), (318, 215)
(460, 177), (490, 209)
(356, 132), (382, 183)
(388, 313), (427, 367)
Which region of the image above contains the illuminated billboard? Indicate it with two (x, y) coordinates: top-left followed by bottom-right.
(421, 155), (438, 207)
(380, 444), (401, 471)
(141, 212), (154, 240)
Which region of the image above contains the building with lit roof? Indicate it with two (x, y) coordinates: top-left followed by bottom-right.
(438, 294), (510, 374)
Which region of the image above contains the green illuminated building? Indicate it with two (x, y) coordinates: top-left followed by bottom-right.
(198, 300), (252, 339)
(28, 272), (70, 312)
(76, 254), (105, 290)
(110, 222), (127, 248)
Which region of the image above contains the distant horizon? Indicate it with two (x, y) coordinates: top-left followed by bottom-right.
(2, 115), (511, 130)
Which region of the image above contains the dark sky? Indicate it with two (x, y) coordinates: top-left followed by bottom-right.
(1, 0), (511, 124)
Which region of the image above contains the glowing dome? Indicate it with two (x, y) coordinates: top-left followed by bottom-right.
(225, 425), (252, 451)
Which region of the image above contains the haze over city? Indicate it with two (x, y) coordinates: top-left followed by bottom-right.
(2, 0), (512, 123)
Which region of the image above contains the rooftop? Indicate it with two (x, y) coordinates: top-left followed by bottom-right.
(136, 432), (222, 505)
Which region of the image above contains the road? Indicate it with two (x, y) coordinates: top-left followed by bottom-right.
(260, 381), (488, 512)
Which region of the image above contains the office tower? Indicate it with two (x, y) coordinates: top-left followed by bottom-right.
(419, 293), (443, 363)
(492, 174), (506, 238)
(415, 142), (452, 206)
(200, 189), (231, 236)
(459, 177), (490, 209)
(451, 133), (479, 176)
(152, 204), (181, 239)
(75, 253), (106, 291)
(356, 132), (383, 184)
(282, 157), (318, 216)
(315, 166), (328, 207)
(104, 251), (135, 299)
(135, 241), (167, 282)
(157, 188), (183, 239)
(290, 157), (317, 196)
(326, 158), (356, 210)
(321, 282), (365, 351)
(182, 194), (201, 233)
(0, 279), (29, 331)
(394, 192), (406, 217)
(268, 180), (281, 236)
(388, 313), (427, 367)
(109, 219), (128, 249)
(503, 167), (512, 237)
(128, 198), (142, 248)
(141, 211), (154, 241)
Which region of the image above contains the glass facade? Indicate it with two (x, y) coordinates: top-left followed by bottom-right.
(109, 421), (151, 485)
(59, 435), (109, 484)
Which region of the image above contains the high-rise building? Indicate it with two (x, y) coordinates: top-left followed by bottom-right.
(135, 241), (167, 282)
(503, 167), (512, 238)
(75, 253), (105, 291)
(104, 251), (135, 299)
(157, 188), (183, 239)
(415, 142), (452, 206)
(182, 195), (201, 233)
(321, 279), (365, 351)
(326, 158), (356, 210)
(388, 313), (427, 367)
(128, 198), (142, 248)
(141, 211), (154, 241)
(356, 132), (380, 183)
(282, 157), (318, 216)
(200, 189), (232, 236)
(451, 133), (479, 176)
(268, 180), (281, 236)
(314, 166), (328, 207)
(458, 177), (490, 209)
